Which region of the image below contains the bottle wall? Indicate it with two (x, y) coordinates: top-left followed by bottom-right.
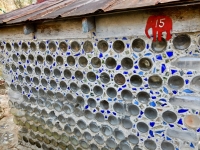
(2, 32), (200, 150)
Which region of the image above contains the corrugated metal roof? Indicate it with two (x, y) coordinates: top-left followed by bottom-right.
(0, 0), (195, 25)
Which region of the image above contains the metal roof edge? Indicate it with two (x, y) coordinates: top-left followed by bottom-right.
(0, 0), (198, 28)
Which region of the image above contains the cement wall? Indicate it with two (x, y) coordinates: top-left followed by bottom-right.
(0, 6), (200, 40)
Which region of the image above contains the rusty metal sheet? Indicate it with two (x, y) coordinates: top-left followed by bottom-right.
(104, 0), (180, 11)
(8, 0), (71, 24)
(62, 0), (116, 17)
(0, 0), (59, 23)
(0, 0), (196, 25)
(37, 0), (114, 19)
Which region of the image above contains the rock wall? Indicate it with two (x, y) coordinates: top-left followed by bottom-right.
(0, 0), (36, 14)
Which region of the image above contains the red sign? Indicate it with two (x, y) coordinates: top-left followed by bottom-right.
(145, 16), (172, 41)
